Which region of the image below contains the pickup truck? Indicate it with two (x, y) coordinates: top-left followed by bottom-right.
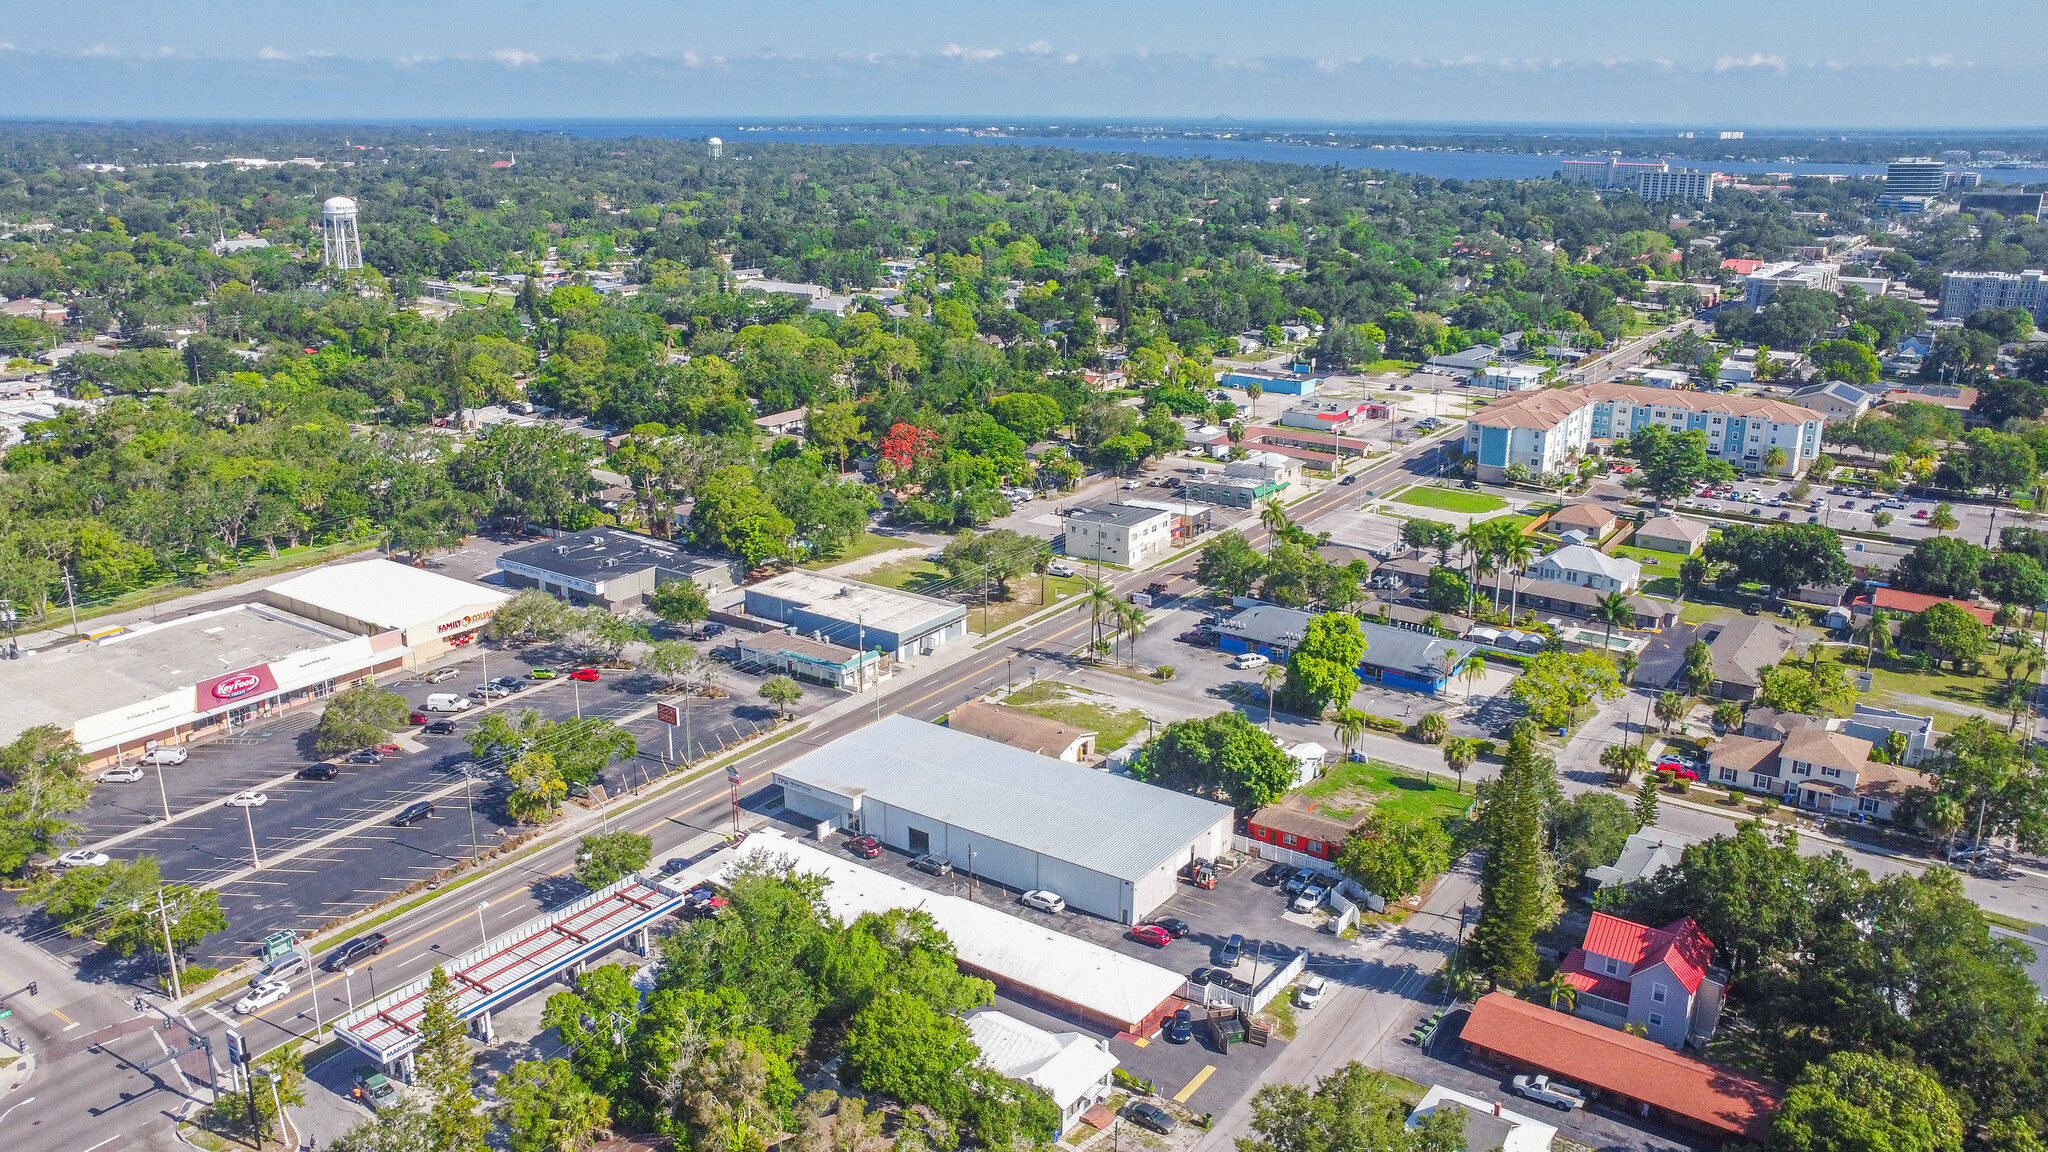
(1512, 1074), (1587, 1111)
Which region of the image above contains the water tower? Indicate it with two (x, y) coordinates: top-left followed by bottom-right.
(708, 136), (723, 159)
(321, 195), (363, 270)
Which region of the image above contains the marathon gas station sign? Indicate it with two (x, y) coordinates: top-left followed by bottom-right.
(195, 663), (280, 711)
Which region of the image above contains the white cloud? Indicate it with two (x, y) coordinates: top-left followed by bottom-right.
(492, 48), (540, 67)
(941, 43), (1002, 61)
(1024, 40), (1052, 55)
(1062, 53), (1079, 64)
(306, 49), (333, 58)
(83, 44), (117, 57)
(684, 50), (702, 66)
(1928, 53), (1955, 67)
(1714, 53), (1788, 74)
(258, 47), (289, 60)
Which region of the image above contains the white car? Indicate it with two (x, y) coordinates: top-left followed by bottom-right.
(1294, 974), (1328, 1009)
(1230, 652), (1271, 670)
(1292, 884), (1327, 914)
(1020, 890), (1066, 914)
(1046, 561), (1075, 578)
(99, 765), (144, 784)
(235, 980), (290, 1015)
(59, 850), (111, 868)
(227, 791), (268, 807)
(139, 747), (188, 766)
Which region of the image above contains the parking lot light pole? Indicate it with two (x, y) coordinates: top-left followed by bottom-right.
(243, 804), (262, 870)
(476, 901), (490, 951)
(155, 759), (172, 823)
(343, 967), (355, 1013)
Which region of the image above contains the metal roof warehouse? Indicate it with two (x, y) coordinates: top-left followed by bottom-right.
(773, 716), (1233, 924)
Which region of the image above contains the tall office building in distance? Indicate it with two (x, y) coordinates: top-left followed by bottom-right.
(1884, 158), (1949, 196)
(321, 196), (363, 271)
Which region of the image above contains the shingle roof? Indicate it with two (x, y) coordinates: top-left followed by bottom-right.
(1459, 993), (1782, 1139)
(1781, 727), (1874, 775)
(1548, 504), (1620, 532)
(947, 701), (1096, 755)
(1539, 544), (1642, 584)
(1705, 618), (1798, 688)
(1854, 759), (1932, 802)
(1637, 515), (1710, 545)
(1705, 734), (1782, 774)
(1246, 797), (1361, 846)
(772, 715), (1232, 883)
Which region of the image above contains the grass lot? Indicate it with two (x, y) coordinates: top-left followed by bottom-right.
(1361, 359), (1421, 375)
(1611, 543), (1696, 576)
(998, 681), (1150, 749)
(861, 556), (1086, 635)
(1298, 758), (1477, 825)
(799, 531), (923, 569)
(1393, 485), (1510, 515)
(1833, 648), (2008, 729)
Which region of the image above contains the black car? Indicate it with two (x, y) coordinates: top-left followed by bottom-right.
(1153, 917), (1191, 939)
(1189, 966), (1219, 987)
(699, 622), (727, 638)
(1217, 933), (1245, 967)
(1256, 863), (1290, 886)
(296, 764), (340, 781)
(423, 719), (458, 735)
(1166, 1007), (1194, 1044)
(492, 676), (526, 692)
(1340, 474), (1357, 485)
(708, 649), (735, 664)
(1282, 867), (1318, 896)
(392, 800), (436, 826)
(321, 932), (389, 971)
(661, 858), (691, 875)
(346, 749), (384, 764)
(1126, 1102), (1178, 1135)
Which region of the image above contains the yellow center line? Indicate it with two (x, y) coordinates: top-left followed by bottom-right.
(1173, 1064), (1216, 1103)
(49, 1008), (74, 1025)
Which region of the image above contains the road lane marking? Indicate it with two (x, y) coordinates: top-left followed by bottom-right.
(49, 1008), (73, 1024)
(1173, 1065), (1216, 1103)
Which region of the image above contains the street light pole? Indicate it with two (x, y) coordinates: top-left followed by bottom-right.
(243, 805), (261, 870)
(343, 968), (355, 1013)
(476, 901), (490, 951)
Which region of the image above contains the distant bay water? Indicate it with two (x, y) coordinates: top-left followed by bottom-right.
(498, 120), (1894, 181)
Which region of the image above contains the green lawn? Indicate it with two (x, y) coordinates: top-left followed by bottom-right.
(861, 556), (1084, 635)
(1832, 648), (2008, 729)
(1362, 359), (1421, 375)
(997, 681), (1150, 749)
(1297, 759), (1477, 825)
(1394, 485), (1510, 514)
(798, 531), (923, 569)
(1610, 543), (1696, 575)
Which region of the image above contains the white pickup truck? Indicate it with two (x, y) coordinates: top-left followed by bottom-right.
(1512, 1074), (1587, 1111)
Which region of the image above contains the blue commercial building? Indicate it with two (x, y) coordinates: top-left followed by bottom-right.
(1220, 370), (1323, 397)
(1211, 606), (1477, 695)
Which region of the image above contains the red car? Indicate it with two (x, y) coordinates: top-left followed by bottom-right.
(409, 710), (429, 725)
(1656, 760), (1698, 781)
(374, 743), (403, 755)
(1129, 925), (1173, 948)
(569, 667), (601, 682)
(847, 835), (883, 859)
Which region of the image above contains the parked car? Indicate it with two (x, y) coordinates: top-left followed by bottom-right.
(1152, 917), (1191, 939)
(373, 743), (402, 755)
(1166, 1007), (1194, 1044)
(423, 719), (458, 735)
(297, 764), (340, 781)
(1282, 867), (1319, 896)
(352, 1069), (399, 1111)
(699, 622), (728, 638)
(661, 858), (691, 875)
(527, 667), (557, 680)
(1230, 652), (1270, 670)
(425, 666), (460, 683)
(492, 675), (526, 692)
(99, 764), (144, 784)
(346, 749), (384, 764)
(910, 854), (953, 876)
(321, 932), (390, 971)
(1217, 933), (1245, 967)
(139, 747), (188, 766)
(227, 791), (268, 807)
(409, 710), (430, 725)
(570, 667), (601, 682)
(1177, 630), (1215, 646)
(1046, 561), (1075, 578)
(1126, 1102), (1178, 1135)
(1913, 509), (1931, 519)
(1295, 974), (1328, 1009)
(1292, 884), (1328, 914)
(235, 980), (290, 1015)
(1020, 890), (1066, 914)
(1512, 1074), (1587, 1111)
(1129, 925), (1173, 948)
(473, 683), (513, 699)
(58, 850), (111, 868)
(847, 835), (883, 859)
(392, 801), (435, 826)
(1256, 863), (1291, 886)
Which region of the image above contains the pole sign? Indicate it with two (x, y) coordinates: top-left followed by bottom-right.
(225, 1027), (247, 1067)
(726, 765), (742, 785)
(655, 703), (680, 727)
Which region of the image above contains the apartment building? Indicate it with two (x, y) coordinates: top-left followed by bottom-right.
(1938, 269), (2048, 324)
(1743, 261), (1840, 307)
(1558, 157), (1670, 188)
(1061, 503), (1176, 568)
(1464, 381), (1824, 481)
(1632, 169), (1715, 203)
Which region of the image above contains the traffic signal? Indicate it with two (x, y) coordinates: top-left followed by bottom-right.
(26, 981), (35, 997)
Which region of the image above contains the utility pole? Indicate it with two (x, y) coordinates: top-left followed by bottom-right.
(982, 563), (990, 634)
(60, 571), (79, 636)
(243, 804), (262, 869)
(157, 887), (183, 999)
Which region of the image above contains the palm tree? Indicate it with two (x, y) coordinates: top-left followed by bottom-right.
(1260, 663), (1287, 728)
(1461, 653), (1488, 699)
(1537, 969), (1579, 1012)
(1077, 578), (1119, 652)
(1333, 708), (1366, 761)
(1616, 649), (1640, 687)
(1594, 590), (1634, 654)
(1764, 445), (1788, 472)
(1501, 529), (1540, 619)
(1858, 607), (1893, 669)
(1118, 601), (1150, 667)
(1442, 735), (1477, 793)
(1929, 502), (1958, 538)
(1258, 498), (1291, 554)
(1600, 742), (1647, 784)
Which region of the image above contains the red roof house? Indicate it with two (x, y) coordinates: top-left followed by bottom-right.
(1852, 587), (1996, 625)
(1459, 993), (1782, 1140)
(1720, 258), (1764, 275)
(1556, 913), (1723, 1048)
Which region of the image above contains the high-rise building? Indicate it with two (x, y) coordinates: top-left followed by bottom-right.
(1632, 169), (1714, 202)
(1884, 158), (1949, 196)
(1960, 190), (2048, 219)
(1938, 269), (2048, 324)
(320, 196), (362, 271)
(1558, 157), (1669, 188)
(1956, 171), (1982, 189)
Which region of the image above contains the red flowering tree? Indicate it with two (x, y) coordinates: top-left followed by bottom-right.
(877, 422), (939, 488)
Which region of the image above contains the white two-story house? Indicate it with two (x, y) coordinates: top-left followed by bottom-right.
(1530, 544), (1642, 594)
(1559, 912), (1726, 1049)
(1705, 724), (1930, 821)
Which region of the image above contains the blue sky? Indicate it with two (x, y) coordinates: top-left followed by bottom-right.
(1, 1), (2039, 126)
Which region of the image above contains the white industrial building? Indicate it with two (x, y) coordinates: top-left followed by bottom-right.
(773, 716), (1234, 924)
(727, 832), (1187, 1033)
(1061, 503), (1175, 569)
(265, 559), (509, 663)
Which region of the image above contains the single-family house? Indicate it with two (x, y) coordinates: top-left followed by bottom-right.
(965, 1011), (1118, 1135)
(1546, 504), (1620, 541)
(1477, 579), (1676, 629)
(1557, 912), (1726, 1049)
(1701, 617), (1798, 701)
(1706, 723), (1930, 820)
(1584, 828), (1691, 891)
(753, 408), (809, 438)
(1839, 705), (1936, 767)
(1212, 606), (1477, 694)
(1406, 1086), (1556, 1152)
(1851, 586), (1996, 626)
(1789, 381), (1877, 423)
(1635, 515), (1711, 555)
(947, 701), (1097, 762)
(1241, 796), (1361, 867)
(1530, 545), (1642, 594)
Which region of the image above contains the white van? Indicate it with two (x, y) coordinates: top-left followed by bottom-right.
(424, 693), (472, 713)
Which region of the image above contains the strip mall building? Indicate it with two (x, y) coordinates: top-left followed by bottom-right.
(0, 560), (506, 766)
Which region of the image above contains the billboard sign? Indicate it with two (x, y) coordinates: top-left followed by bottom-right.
(196, 663), (279, 711)
(655, 703), (679, 727)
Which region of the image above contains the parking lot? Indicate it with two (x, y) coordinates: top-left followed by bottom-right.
(1595, 472), (2009, 546)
